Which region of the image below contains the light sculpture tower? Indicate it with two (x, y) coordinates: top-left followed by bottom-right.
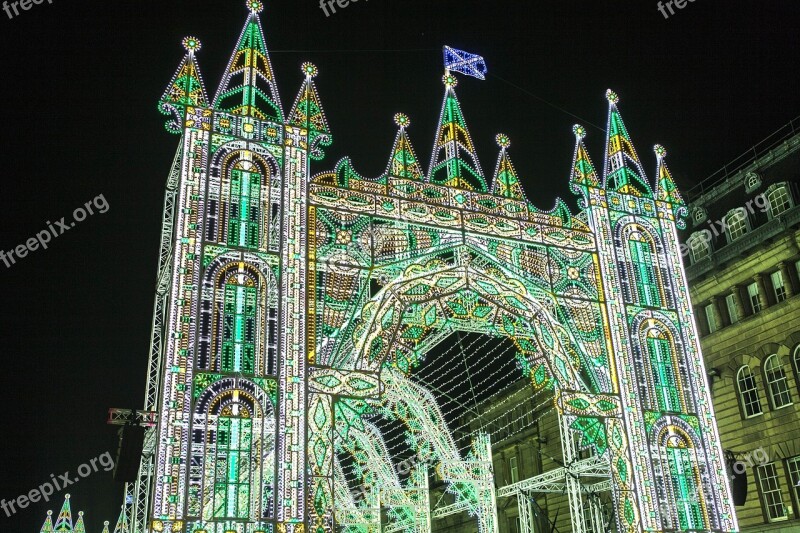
(124, 2), (739, 532)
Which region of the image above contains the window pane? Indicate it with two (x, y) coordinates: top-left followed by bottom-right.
(748, 282), (762, 313)
(726, 294), (739, 324)
(737, 366), (763, 418)
(757, 463), (788, 521)
(705, 304), (717, 333)
(765, 355), (793, 409)
(771, 271), (787, 303)
(727, 210), (749, 241)
(786, 457), (800, 514)
(768, 186), (792, 218)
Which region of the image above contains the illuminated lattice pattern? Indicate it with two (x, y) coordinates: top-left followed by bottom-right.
(142, 3), (739, 533)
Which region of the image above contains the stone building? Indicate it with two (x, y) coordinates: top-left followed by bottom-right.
(683, 122), (800, 532)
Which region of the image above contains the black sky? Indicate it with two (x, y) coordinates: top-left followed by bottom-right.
(0, 0), (799, 531)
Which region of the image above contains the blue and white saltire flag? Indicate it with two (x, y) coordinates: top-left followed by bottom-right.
(444, 46), (487, 80)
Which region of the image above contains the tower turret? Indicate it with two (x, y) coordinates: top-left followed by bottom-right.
(429, 73), (486, 191)
(603, 89), (652, 196)
(490, 133), (526, 201)
(213, 0), (283, 121)
(386, 113), (424, 181)
(288, 62), (332, 160)
(39, 510), (54, 533)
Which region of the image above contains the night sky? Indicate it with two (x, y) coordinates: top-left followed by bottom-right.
(0, 0), (798, 531)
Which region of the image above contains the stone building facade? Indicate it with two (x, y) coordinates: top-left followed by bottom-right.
(683, 125), (800, 532)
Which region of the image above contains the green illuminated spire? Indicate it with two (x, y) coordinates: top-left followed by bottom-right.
(491, 134), (526, 200)
(288, 63), (332, 159)
(40, 510), (55, 533)
(101, 521), (110, 533)
(569, 124), (600, 204)
(74, 512), (86, 533)
(54, 494), (73, 532)
(653, 145), (684, 205)
(160, 37), (208, 108)
(429, 73), (487, 191)
(214, 1), (283, 121)
(386, 114), (424, 180)
(112, 506), (127, 533)
(602, 90), (652, 196)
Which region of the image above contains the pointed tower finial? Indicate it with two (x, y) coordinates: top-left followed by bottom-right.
(181, 36), (202, 54)
(101, 521), (110, 533)
(288, 62), (332, 159)
(386, 114), (424, 180)
(429, 72), (486, 190)
(394, 112), (411, 129)
(302, 62), (319, 79)
(112, 505), (127, 533)
(40, 510), (55, 533)
(653, 144), (684, 205)
(54, 494), (73, 532)
(214, 1), (283, 121)
(159, 36), (210, 133)
(602, 89), (652, 196)
(491, 134), (526, 201)
(569, 124), (600, 205)
(74, 511), (86, 533)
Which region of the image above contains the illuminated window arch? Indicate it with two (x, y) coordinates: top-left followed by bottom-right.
(652, 422), (710, 531)
(210, 148), (277, 249)
(228, 160), (263, 249)
(643, 323), (684, 412)
(764, 354), (793, 409)
(625, 226), (664, 307)
(189, 378), (275, 521)
(736, 365), (763, 418)
(198, 259), (278, 376)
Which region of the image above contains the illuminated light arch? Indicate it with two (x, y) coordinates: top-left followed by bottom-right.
(138, 4), (739, 533)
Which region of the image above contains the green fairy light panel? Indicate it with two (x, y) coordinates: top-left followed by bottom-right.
(131, 2), (738, 533)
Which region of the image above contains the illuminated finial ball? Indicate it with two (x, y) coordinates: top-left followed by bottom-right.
(394, 113), (411, 128)
(65, 494), (71, 499)
(496, 133), (511, 149)
(654, 144), (667, 158)
(182, 36), (201, 53)
(301, 62), (318, 78)
(443, 73), (458, 88)
(104, 522), (110, 527)
(79, 512), (84, 517)
(573, 124), (586, 140)
(247, 0), (263, 13)
(47, 511), (53, 517)
(605, 89), (619, 104)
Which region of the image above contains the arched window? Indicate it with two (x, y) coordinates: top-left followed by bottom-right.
(725, 208), (749, 242)
(228, 164), (263, 248)
(652, 424), (709, 531)
(767, 182), (793, 219)
(764, 355), (793, 409)
(222, 273), (257, 374)
(794, 345), (800, 388)
(737, 365), (763, 418)
(190, 378), (275, 522)
(667, 445), (707, 529)
(628, 230), (662, 307)
(745, 172), (762, 193)
(646, 326), (683, 412)
(688, 231), (712, 263)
